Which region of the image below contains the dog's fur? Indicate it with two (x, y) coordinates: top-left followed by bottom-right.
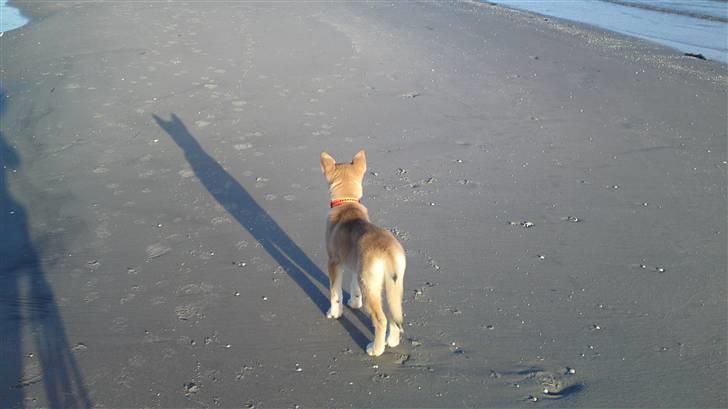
(320, 150), (406, 356)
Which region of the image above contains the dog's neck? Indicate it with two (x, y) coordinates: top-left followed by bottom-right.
(330, 197), (360, 208)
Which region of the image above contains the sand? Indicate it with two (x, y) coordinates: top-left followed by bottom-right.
(1, 1), (726, 407)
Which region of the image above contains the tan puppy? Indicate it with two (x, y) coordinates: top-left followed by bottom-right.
(321, 150), (406, 356)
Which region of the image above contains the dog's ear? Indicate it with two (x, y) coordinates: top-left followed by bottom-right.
(320, 152), (336, 178)
(352, 150), (366, 174)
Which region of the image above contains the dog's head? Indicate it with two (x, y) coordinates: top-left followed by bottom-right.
(320, 150), (367, 199)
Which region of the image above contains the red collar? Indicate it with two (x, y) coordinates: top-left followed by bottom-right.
(330, 198), (360, 208)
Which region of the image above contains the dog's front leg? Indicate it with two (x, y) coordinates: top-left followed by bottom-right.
(326, 260), (343, 319)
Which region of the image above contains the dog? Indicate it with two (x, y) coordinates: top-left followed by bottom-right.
(320, 150), (406, 356)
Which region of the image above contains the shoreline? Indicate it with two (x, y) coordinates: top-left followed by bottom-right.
(1, 1), (726, 407)
(467, 1), (728, 72)
(481, 0), (728, 64)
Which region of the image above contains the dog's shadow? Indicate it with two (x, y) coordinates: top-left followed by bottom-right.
(153, 114), (371, 349)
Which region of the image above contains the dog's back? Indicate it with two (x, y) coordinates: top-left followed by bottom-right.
(327, 205), (400, 269)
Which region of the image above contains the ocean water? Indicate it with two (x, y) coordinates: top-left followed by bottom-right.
(486, 0), (728, 63)
(1, 0), (29, 32)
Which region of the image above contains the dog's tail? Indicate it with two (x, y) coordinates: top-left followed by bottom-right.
(385, 252), (406, 331)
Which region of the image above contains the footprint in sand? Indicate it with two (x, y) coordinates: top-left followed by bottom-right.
(176, 283), (213, 297)
(84, 278), (98, 290)
(114, 367), (133, 389)
(146, 243), (171, 260)
(502, 367), (584, 401)
(138, 169), (156, 179)
(96, 218), (111, 240)
(427, 257), (440, 271)
(179, 169), (194, 178)
(83, 292), (100, 303)
(175, 303), (204, 321)
(86, 259), (101, 271)
(161, 348), (176, 360)
(110, 317), (128, 333)
(389, 226), (408, 241)
(210, 216), (232, 225)
(128, 355), (147, 368)
(260, 311), (277, 322)
(71, 343), (88, 353)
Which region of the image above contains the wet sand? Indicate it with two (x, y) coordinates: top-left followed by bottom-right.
(1, 1), (726, 407)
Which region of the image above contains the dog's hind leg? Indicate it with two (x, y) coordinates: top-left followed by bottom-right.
(385, 254), (405, 347)
(326, 260), (343, 319)
(347, 273), (363, 309)
(362, 263), (387, 356)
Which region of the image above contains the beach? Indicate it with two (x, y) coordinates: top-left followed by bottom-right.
(1, 1), (726, 407)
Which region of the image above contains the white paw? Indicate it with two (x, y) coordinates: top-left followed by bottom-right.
(347, 296), (362, 309)
(366, 342), (384, 357)
(386, 332), (400, 348)
(326, 304), (342, 319)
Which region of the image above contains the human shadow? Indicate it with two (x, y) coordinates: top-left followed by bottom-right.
(153, 113), (370, 349)
(0, 95), (91, 408)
